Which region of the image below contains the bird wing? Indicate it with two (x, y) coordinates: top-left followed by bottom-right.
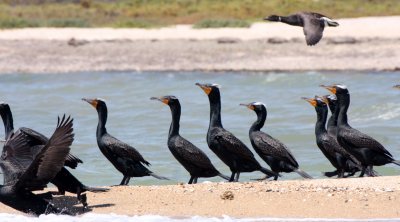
(323, 135), (361, 165)
(300, 14), (324, 46)
(15, 115), (74, 191)
(214, 129), (255, 161)
(103, 135), (150, 166)
(253, 131), (299, 167)
(339, 127), (392, 157)
(20, 127), (82, 168)
(173, 136), (215, 170)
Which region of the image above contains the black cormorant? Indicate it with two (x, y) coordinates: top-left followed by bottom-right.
(264, 12), (339, 46)
(303, 96), (361, 178)
(0, 115), (74, 215)
(241, 102), (312, 180)
(321, 84), (400, 176)
(82, 98), (168, 185)
(151, 95), (229, 184)
(0, 102), (107, 208)
(196, 83), (278, 182)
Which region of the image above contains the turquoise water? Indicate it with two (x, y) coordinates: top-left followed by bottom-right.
(0, 71), (399, 186)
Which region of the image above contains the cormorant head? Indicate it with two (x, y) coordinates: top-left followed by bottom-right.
(264, 15), (280, 22)
(240, 102), (266, 113)
(195, 83), (221, 96)
(150, 95), (179, 106)
(320, 84), (349, 95)
(82, 98), (107, 110)
(322, 94), (337, 112)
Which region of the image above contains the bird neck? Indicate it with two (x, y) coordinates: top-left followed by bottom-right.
(337, 93), (350, 127)
(96, 105), (108, 137)
(327, 103), (338, 129)
(280, 15), (302, 26)
(315, 106), (328, 136)
(250, 108), (266, 133)
(168, 103), (181, 139)
(0, 104), (14, 140)
(208, 90), (223, 128)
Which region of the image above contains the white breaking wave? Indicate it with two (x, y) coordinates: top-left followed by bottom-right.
(0, 213), (399, 222)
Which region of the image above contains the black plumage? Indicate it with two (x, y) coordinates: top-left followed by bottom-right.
(0, 115), (74, 215)
(241, 102), (312, 180)
(196, 83), (278, 182)
(83, 98), (168, 185)
(264, 12), (339, 46)
(151, 95), (229, 184)
(303, 96), (361, 178)
(322, 84), (400, 176)
(0, 103), (107, 208)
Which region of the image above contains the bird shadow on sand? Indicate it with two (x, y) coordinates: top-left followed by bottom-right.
(50, 195), (115, 215)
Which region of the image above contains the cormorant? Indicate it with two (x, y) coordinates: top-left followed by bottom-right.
(196, 83), (278, 182)
(82, 98), (168, 185)
(264, 12), (339, 46)
(241, 102), (312, 180)
(151, 95), (229, 184)
(0, 115), (74, 215)
(303, 96), (361, 178)
(321, 84), (400, 176)
(0, 102), (107, 208)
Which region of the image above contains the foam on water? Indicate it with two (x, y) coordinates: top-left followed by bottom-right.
(0, 213), (399, 222)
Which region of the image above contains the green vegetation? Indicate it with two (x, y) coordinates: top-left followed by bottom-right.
(0, 0), (399, 29)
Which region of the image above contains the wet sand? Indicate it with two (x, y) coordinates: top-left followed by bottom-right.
(0, 16), (399, 73)
(1, 176), (400, 219)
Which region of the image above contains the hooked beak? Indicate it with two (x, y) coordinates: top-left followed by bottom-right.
(150, 97), (169, 105)
(196, 83), (212, 95)
(82, 98), (98, 108)
(302, 97), (317, 107)
(239, 103), (254, 110)
(320, 84), (337, 94)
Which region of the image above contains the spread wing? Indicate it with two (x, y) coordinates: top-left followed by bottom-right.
(20, 127), (82, 168)
(173, 136), (216, 170)
(102, 135), (150, 166)
(339, 127), (392, 157)
(214, 129), (255, 161)
(252, 131), (299, 167)
(300, 13), (324, 46)
(15, 115), (74, 191)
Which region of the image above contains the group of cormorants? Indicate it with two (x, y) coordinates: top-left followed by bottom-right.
(0, 11), (397, 216)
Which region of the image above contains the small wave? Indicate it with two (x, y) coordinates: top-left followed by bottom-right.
(0, 213), (399, 222)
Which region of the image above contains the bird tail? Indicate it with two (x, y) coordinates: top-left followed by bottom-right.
(150, 172), (169, 180)
(218, 173), (230, 181)
(260, 167), (279, 178)
(294, 169), (313, 179)
(392, 160), (400, 167)
(84, 186), (109, 193)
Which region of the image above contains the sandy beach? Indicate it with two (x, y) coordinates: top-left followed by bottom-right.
(1, 176), (400, 219)
(0, 16), (399, 73)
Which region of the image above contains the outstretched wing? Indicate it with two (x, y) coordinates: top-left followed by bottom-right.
(16, 115), (74, 191)
(300, 14), (324, 46)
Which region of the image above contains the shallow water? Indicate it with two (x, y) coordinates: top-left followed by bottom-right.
(0, 71), (399, 186)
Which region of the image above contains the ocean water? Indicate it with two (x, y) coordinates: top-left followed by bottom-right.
(0, 71), (400, 220)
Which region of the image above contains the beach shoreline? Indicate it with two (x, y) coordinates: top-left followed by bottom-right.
(1, 176), (400, 219)
(0, 16), (399, 74)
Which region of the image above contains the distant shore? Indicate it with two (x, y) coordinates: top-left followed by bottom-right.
(1, 176), (400, 218)
(0, 16), (399, 74)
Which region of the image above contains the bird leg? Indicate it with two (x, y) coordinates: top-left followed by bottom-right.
(229, 172), (236, 182)
(193, 177), (198, 184)
(366, 165), (378, 177)
(359, 166), (366, 177)
(234, 172), (240, 182)
(76, 186), (88, 210)
(273, 175), (278, 181)
(124, 177), (131, 185)
(188, 176), (194, 184)
(338, 169), (345, 178)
